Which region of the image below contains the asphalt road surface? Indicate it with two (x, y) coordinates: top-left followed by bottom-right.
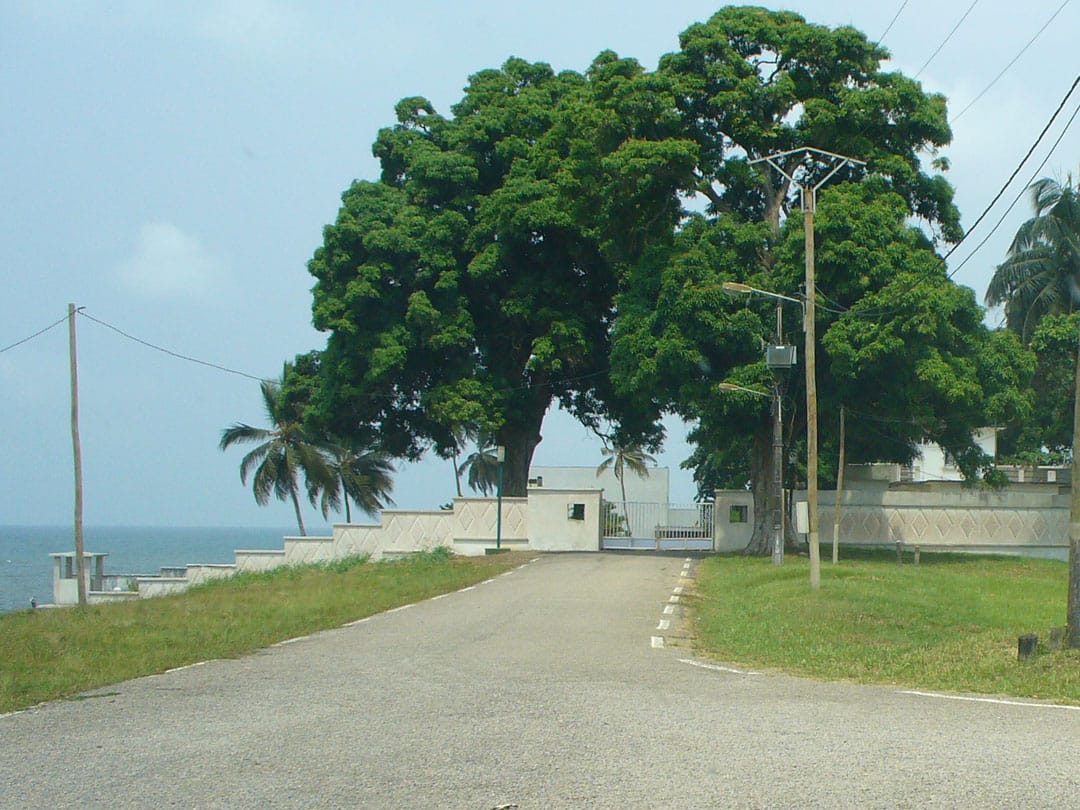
(2, 552), (1079, 809)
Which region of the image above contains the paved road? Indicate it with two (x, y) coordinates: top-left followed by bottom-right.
(2, 552), (1079, 809)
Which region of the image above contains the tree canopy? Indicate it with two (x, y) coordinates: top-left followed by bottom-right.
(609, 7), (1007, 551)
(295, 55), (696, 496)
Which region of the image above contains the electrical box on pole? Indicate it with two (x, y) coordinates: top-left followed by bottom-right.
(766, 344), (797, 369)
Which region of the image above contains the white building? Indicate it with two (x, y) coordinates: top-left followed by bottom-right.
(529, 464), (670, 504)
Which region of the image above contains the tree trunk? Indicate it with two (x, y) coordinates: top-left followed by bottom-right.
(743, 420), (774, 555)
(497, 422), (544, 497)
(451, 449), (463, 497)
(290, 485), (307, 536)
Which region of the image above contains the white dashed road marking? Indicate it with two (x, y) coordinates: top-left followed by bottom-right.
(651, 636), (665, 648)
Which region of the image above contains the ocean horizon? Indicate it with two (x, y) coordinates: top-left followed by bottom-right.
(0, 524), (332, 614)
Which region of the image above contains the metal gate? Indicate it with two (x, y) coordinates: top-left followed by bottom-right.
(601, 501), (715, 551)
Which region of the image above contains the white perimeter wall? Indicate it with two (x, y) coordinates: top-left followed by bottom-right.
(716, 481), (1070, 559)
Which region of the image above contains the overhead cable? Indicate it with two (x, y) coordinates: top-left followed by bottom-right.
(914, 0), (980, 79)
(77, 310), (271, 383)
(951, 0), (1072, 123)
(0, 313), (70, 354)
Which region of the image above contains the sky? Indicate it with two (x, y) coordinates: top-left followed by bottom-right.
(2, 1), (1078, 530)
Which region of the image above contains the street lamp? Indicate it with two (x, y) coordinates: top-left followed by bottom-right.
(717, 382), (785, 566)
(721, 281), (804, 310)
(495, 445), (506, 550)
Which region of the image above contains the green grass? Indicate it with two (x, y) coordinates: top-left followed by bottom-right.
(690, 547), (1080, 703)
(0, 548), (534, 714)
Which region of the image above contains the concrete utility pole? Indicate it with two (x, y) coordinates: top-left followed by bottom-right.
(718, 380), (783, 564)
(68, 303), (87, 606)
(750, 148), (864, 590)
(1067, 331), (1080, 647)
(833, 404), (846, 564)
(721, 282), (802, 565)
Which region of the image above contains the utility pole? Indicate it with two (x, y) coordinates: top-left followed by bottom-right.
(68, 303), (87, 606)
(751, 148), (864, 590)
(721, 283), (801, 564)
(833, 404), (846, 564)
(771, 374), (784, 566)
(1067, 329), (1080, 647)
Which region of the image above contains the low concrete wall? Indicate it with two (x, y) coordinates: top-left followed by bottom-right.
(137, 577), (189, 599)
(527, 488), (602, 552)
(235, 549), (287, 573)
(714, 492), (756, 553)
(717, 482), (1070, 560)
(186, 563), (237, 586)
(58, 488), (607, 604)
(814, 482), (1070, 559)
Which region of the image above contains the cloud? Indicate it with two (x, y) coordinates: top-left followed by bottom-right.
(115, 222), (229, 299)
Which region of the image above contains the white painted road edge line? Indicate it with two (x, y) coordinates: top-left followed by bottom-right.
(669, 595), (680, 603)
(678, 658), (761, 676)
(344, 616), (373, 626)
(651, 636), (665, 648)
(274, 637), (307, 647)
(459, 586), (476, 592)
(663, 605), (675, 615)
(386, 604), (415, 614)
(657, 619), (670, 630)
(165, 661), (208, 673)
(900, 690), (1080, 712)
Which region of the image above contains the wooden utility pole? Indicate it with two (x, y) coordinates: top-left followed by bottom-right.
(751, 148), (864, 591)
(68, 303), (87, 606)
(803, 195), (821, 588)
(833, 405), (846, 564)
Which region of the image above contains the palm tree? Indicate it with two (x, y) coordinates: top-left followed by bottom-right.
(458, 434), (500, 496)
(987, 173), (1080, 344)
(319, 439), (396, 523)
(219, 378), (336, 536)
(596, 441), (656, 535)
(448, 423), (480, 498)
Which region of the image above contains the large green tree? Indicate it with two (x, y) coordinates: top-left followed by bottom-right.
(611, 7), (1012, 553)
(297, 55), (696, 496)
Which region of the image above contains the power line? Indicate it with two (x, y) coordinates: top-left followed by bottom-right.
(844, 74), (1080, 320)
(76, 309), (614, 401)
(0, 312), (70, 354)
(914, 0), (980, 78)
(948, 96), (1080, 280)
(942, 74), (1080, 264)
(876, 1), (909, 45)
(77, 310), (271, 383)
(951, 0), (1071, 123)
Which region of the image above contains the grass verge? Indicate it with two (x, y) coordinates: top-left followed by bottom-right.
(0, 548), (534, 714)
(690, 547), (1080, 703)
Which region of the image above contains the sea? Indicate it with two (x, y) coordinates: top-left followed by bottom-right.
(0, 525), (315, 614)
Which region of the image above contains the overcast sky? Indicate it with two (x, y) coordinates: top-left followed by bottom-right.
(2, 1), (1077, 529)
